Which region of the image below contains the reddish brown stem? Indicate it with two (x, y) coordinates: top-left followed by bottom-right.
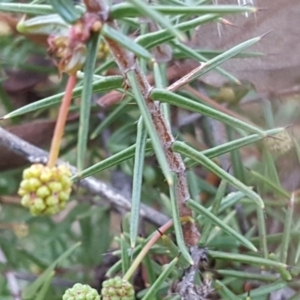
(47, 74), (77, 168)
(100, 22), (200, 246)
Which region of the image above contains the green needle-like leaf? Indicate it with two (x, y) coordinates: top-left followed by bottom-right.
(167, 36), (261, 89)
(239, 281), (287, 298)
(127, 70), (172, 185)
(262, 146), (281, 186)
(22, 242), (80, 299)
(173, 49), (264, 60)
(186, 128), (284, 168)
(153, 62), (170, 122)
(142, 256), (178, 300)
(215, 280), (239, 300)
(75, 128), (283, 181)
(136, 14), (218, 50)
(175, 142), (264, 208)
(248, 169), (290, 199)
(226, 127), (246, 182)
(256, 206), (268, 258)
(218, 269), (279, 282)
(208, 250), (288, 269)
(268, 253), (292, 281)
(200, 180), (227, 245)
(130, 117), (148, 249)
(128, 0), (184, 41)
(49, 0), (82, 24)
(0, 2), (83, 15)
(280, 194), (295, 264)
(71, 141), (153, 181)
(77, 32), (100, 172)
(120, 232), (130, 275)
(169, 174), (193, 265)
(90, 97), (132, 139)
(151, 89), (264, 134)
(17, 14), (69, 36)
(159, 233), (190, 268)
(0, 3), (55, 15)
(35, 272), (55, 300)
(1, 76), (123, 119)
(187, 199), (257, 252)
(102, 24), (152, 60)
(110, 3), (256, 19)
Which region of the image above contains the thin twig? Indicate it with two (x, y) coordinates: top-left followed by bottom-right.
(47, 74), (77, 168)
(0, 126), (168, 227)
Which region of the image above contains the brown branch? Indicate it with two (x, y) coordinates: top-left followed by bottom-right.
(0, 126), (168, 227)
(97, 4), (200, 246)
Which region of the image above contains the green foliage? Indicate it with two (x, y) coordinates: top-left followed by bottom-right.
(0, 0), (300, 300)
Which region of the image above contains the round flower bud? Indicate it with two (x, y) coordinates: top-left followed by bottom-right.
(20, 194), (31, 207)
(101, 277), (135, 300)
(62, 283), (100, 300)
(18, 164), (72, 215)
(264, 130), (293, 156)
(36, 186), (51, 198)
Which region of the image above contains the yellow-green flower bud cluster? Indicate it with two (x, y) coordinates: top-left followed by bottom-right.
(62, 283), (100, 300)
(101, 277), (134, 300)
(18, 164), (72, 215)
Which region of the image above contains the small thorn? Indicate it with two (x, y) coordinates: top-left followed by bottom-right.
(225, 164), (232, 173)
(256, 7), (270, 12)
(284, 123), (295, 130)
(259, 30), (273, 39)
(220, 18), (239, 28)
